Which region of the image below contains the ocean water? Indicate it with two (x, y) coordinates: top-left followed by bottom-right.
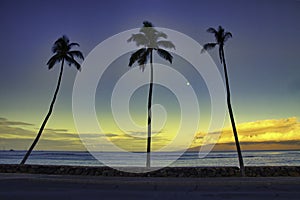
(0, 150), (299, 167)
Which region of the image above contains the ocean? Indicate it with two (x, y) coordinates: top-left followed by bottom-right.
(1, 150), (299, 167)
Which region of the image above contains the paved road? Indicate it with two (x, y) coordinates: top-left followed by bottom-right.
(0, 173), (300, 200)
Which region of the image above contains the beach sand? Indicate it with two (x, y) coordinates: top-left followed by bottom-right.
(0, 173), (299, 200)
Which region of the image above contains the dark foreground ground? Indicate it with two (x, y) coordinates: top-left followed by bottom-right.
(1, 164), (300, 177)
(0, 173), (300, 200)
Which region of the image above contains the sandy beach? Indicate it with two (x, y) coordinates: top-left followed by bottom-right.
(1, 173), (300, 200)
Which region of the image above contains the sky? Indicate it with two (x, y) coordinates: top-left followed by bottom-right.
(0, 0), (300, 152)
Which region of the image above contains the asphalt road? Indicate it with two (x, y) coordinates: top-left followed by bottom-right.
(0, 173), (300, 200)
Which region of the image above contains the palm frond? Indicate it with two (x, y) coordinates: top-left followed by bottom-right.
(224, 32), (232, 42)
(140, 21), (158, 40)
(207, 27), (217, 34)
(156, 40), (175, 49)
(68, 50), (84, 60)
(141, 28), (157, 41)
(207, 27), (220, 43)
(52, 42), (62, 54)
(137, 48), (151, 67)
(201, 43), (217, 53)
(54, 35), (69, 46)
(156, 31), (167, 39)
(127, 33), (148, 46)
(68, 42), (80, 49)
(65, 56), (81, 71)
(47, 54), (62, 69)
(157, 49), (173, 64)
(52, 35), (69, 53)
(129, 48), (147, 67)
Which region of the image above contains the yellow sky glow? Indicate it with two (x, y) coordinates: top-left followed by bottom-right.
(0, 117), (300, 151)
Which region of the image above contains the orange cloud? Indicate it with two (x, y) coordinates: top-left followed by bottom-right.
(192, 117), (300, 151)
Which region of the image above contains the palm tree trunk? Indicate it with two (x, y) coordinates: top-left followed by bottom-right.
(20, 59), (65, 165)
(220, 48), (245, 176)
(146, 50), (153, 168)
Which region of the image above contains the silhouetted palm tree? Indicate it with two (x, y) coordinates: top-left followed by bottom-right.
(20, 35), (84, 165)
(128, 21), (175, 168)
(201, 26), (245, 176)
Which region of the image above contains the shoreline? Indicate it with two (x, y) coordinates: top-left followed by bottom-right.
(0, 164), (299, 177)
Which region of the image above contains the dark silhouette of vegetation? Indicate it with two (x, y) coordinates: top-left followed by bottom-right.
(201, 26), (245, 176)
(20, 35), (84, 165)
(128, 21), (175, 168)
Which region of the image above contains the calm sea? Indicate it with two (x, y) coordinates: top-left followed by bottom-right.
(0, 150), (299, 167)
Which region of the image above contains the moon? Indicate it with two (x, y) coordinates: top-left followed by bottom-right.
(186, 82), (190, 86)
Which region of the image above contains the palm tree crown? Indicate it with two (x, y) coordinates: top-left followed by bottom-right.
(201, 26), (232, 63)
(47, 35), (84, 70)
(128, 21), (175, 70)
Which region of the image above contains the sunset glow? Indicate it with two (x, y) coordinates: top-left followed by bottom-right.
(0, 0), (299, 153)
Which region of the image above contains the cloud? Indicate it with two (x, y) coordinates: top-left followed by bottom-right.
(0, 117), (37, 139)
(101, 130), (173, 151)
(105, 133), (119, 137)
(0, 117), (131, 151)
(44, 128), (69, 133)
(192, 117), (300, 150)
(221, 117), (300, 143)
(124, 130), (165, 138)
(0, 117), (33, 126)
(240, 140), (300, 146)
(78, 133), (119, 138)
(0, 117), (85, 150)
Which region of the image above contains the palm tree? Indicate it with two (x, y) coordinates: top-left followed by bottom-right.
(128, 21), (175, 168)
(20, 35), (84, 165)
(201, 26), (245, 176)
